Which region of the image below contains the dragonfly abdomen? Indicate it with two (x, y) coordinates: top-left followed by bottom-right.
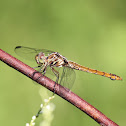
(68, 61), (122, 80)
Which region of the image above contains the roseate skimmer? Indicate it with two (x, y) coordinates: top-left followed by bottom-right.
(15, 46), (122, 89)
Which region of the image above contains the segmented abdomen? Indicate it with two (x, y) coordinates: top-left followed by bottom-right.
(68, 61), (122, 80)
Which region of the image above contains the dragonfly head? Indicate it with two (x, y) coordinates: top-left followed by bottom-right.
(35, 52), (46, 65)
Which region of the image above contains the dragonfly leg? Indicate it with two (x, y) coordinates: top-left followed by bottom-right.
(51, 67), (59, 95)
(32, 65), (41, 69)
(32, 65), (47, 81)
(40, 65), (47, 75)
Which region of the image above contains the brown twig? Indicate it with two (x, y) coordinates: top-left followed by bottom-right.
(0, 49), (119, 126)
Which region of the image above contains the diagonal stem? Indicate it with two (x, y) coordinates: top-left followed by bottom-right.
(0, 49), (119, 126)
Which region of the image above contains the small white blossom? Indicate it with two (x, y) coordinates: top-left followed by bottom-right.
(39, 110), (43, 114)
(32, 122), (35, 126)
(40, 104), (43, 108)
(32, 116), (36, 120)
(46, 105), (50, 110)
(26, 123), (30, 126)
(44, 99), (48, 102)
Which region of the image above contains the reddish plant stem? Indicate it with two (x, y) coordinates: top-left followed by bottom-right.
(0, 49), (119, 126)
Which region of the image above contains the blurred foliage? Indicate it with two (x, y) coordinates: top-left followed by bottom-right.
(0, 0), (126, 126)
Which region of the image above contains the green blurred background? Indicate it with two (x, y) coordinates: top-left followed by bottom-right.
(0, 0), (126, 126)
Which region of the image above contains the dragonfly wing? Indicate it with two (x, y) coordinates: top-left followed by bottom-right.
(59, 67), (76, 90)
(33, 66), (56, 85)
(33, 66), (76, 90)
(34, 66), (59, 80)
(15, 46), (54, 61)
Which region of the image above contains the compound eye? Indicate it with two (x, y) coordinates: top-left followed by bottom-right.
(40, 55), (43, 60)
(35, 54), (40, 64)
(37, 52), (45, 64)
(39, 52), (44, 60)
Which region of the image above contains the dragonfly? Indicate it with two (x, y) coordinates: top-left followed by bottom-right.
(15, 46), (122, 89)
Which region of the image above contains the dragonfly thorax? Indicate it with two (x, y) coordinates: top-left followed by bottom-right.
(47, 52), (69, 68)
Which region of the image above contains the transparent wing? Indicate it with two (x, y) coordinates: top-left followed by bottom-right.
(34, 66), (60, 80)
(33, 66), (57, 85)
(14, 46), (54, 61)
(34, 65), (76, 90)
(59, 67), (76, 90)
(33, 65), (76, 90)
